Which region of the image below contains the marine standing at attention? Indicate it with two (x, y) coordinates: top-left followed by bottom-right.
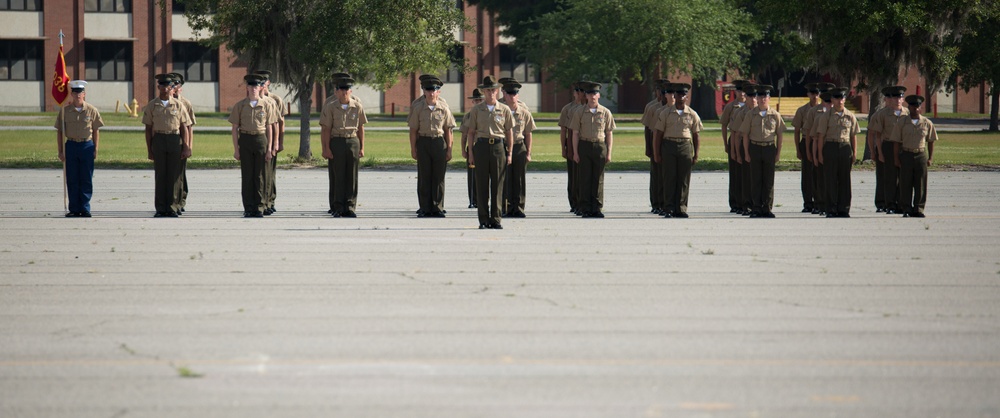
(739, 84), (785, 218)
(559, 82), (585, 215)
(256, 70), (287, 216)
(466, 76), (514, 229)
(168, 72), (195, 214)
(571, 81), (616, 219)
(228, 74), (276, 218)
(320, 76), (368, 218)
(869, 85), (908, 214)
(719, 79), (747, 214)
(805, 84), (835, 215)
(143, 73), (192, 218)
(461, 88), (484, 208)
(653, 83), (702, 218)
(55, 80), (104, 218)
(408, 76), (456, 218)
(791, 82), (820, 213)
(815, 87), (860, 218)
(890, 95), (937, 218)
(641, 78), (669, 214)
(728, 83), (756, 215)
(500, 79), (536, 218)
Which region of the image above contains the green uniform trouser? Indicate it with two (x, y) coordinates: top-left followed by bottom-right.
(152, 133), (184, 214)
(467, 164), (476, 206)
(798, 141), (814, 210)
(899, 150), (929, 214)
(577, 140), (607, 214)
(504, 142), (527, 214)
(566, 158), (578, 211)
(238, 133), (267, 213)
(874, 151), (886, 210)
(417, 136), (448, 214)
(812, 142), (825, 212)
(329, 136), (360, 213)
(750, 142), (777, 213)
(728, 137), (740, 211)
(823, 141), (853, 214)
(740, 147), (752, 211)
(473, 137), (505, 226)
(646, 129), (663, 211)
(883, 143), (901, 211)
(661, 139), (694, 214)
(180, 158), (188, 209)
(265, 152), (277, 210)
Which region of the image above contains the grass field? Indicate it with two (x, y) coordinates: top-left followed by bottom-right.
(3, 128), (998, 171)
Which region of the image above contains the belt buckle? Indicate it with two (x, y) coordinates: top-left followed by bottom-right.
(489, 138), (496, 145)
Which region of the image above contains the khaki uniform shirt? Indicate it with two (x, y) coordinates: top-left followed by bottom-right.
(142, 97), (192, 133)
(719, 100), (739, 129)
(727, 103), (749, 133)
(407, 101), (457, 137)
(817, 108), (861, 142)
(804, 106), (829, 140)
(228, 98), (277, 134)
(791, 102), (818, 130)
(890, 116), (937, 151)
(319, 97), (368, 137)
(263, 91), (287, 121)
(55, 102), (104, 140)
(511, 101), (536, 143)
(571, 104), (616, 142)
(871, 107), (910, 143)
(656, 105), (703, 140)
(176, 96), (196, 126)
(465, 102), (514, 139)
(558, 102), (580, 129)
(640, 99), (662, 128)
(739, 107), (786, 144)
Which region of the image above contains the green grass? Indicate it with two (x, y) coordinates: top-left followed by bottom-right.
(4, 128), (998, 170)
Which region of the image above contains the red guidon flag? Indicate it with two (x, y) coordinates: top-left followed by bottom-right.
(52, 45), (70, 105)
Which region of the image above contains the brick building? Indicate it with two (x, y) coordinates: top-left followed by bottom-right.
(0, 0), (991, 115)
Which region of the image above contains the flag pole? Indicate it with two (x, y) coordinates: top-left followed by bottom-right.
(59, 30), (68, 213)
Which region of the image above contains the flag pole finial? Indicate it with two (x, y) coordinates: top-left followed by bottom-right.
(58, 30), (64, 47)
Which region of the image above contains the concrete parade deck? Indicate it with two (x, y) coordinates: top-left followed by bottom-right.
(1, 168), (998, 417)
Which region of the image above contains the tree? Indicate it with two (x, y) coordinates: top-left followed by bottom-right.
(756, 0), (984, 159)
(951, 7), (1000, 131)
(513, 0), (757, 116)
(177, 0), (466, 160)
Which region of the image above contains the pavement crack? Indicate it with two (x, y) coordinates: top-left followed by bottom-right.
(118, 342), (161, 361)
(51, 319), (115, 340)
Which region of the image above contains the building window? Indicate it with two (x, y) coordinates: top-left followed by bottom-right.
(172, 42), (217, 82)
(498, 44), (539, 83)
(438, 45), (464, 83)
(172, 1), (184, 13)
(85, 41), (132, 81)
(0, 40), (43, 80)
(1, 0), (42, 10)
(84, 0), (130, 12)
